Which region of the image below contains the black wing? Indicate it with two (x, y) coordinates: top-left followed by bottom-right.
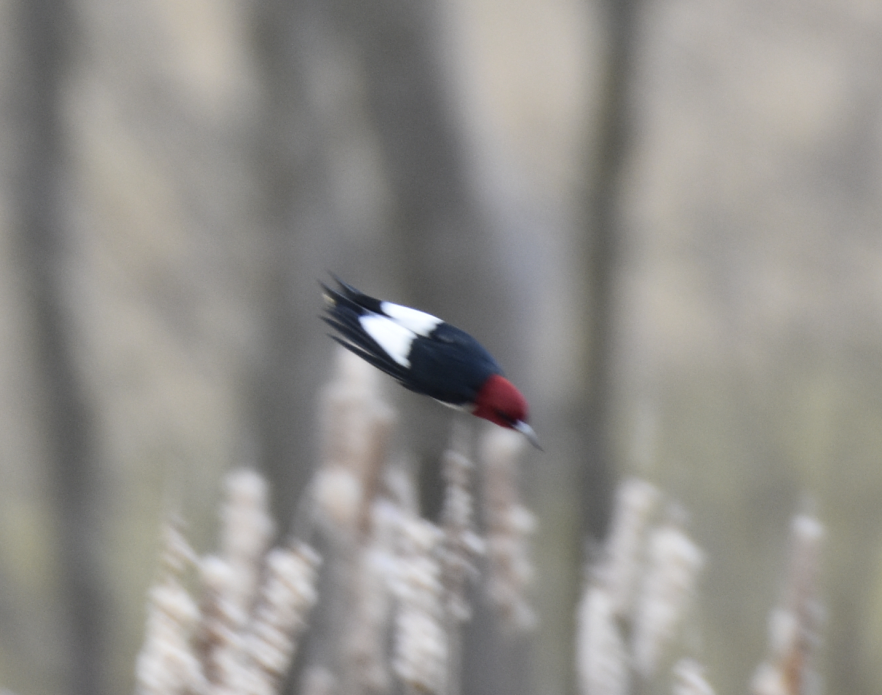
(322, 276), (503, 406)
(321, 279), (409, 383)
(401, 322), (502, 405)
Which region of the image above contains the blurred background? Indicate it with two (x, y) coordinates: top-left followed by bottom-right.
(2, 0), (882, 693)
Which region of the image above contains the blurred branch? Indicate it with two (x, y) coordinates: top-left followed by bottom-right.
(12, 1), (107, 694)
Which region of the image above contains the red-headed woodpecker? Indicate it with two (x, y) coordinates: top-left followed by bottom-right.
(322, 276), (541, 449)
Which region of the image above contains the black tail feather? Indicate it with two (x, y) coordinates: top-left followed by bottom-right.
(327, 274), (385, 314)
(322, 277), (408, 382)
(327, 334), (407, 380)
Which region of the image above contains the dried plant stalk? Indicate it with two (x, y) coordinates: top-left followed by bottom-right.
(134, 522), (205, 695)
(136, 468), (323, 695)
(315, 349), (395, 537)
(239, 541), (322, 695)
(751, 513), (825, 695)
(220, 469), (276, 609)
(481, 427), (537, 633)
(440, 436), (484, 623)
(391, 515), (448, 695)
(195, 554), (241, 687)
(344, 498), (402, 694)
(576, 477), (707, 692)
(312, 349), (400, 694)
(632, 519), (705, 679)
(195, 468), (275, 690)
(601, 477), (660, 617)
(576, 581), (630, 695)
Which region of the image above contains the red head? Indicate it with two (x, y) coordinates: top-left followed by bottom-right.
(473, 374), (527, 427)
(473, 374), (542, 449)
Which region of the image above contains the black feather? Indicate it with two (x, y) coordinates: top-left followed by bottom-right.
(321, 276), (503, 406)
(322, 282), (408, 382)
(328, 274), (385, 314)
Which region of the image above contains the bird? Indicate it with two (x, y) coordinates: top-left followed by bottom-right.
(321, 275), (541, 449)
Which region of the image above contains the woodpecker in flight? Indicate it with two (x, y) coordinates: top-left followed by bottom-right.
(322, 276), (541, 449)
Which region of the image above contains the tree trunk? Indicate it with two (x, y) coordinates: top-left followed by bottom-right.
(12, 2), (107, 694)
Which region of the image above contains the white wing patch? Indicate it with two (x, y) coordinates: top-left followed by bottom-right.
(380, 302), (442, 337)
(360, 314), (417, 367)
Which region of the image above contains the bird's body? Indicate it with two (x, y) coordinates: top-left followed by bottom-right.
(322, 276), (540, 448)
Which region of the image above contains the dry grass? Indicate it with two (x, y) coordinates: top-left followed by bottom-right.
(131, 351), (825, 695)
(134, 482), (320, 695)
(576, 480), (707, 695)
